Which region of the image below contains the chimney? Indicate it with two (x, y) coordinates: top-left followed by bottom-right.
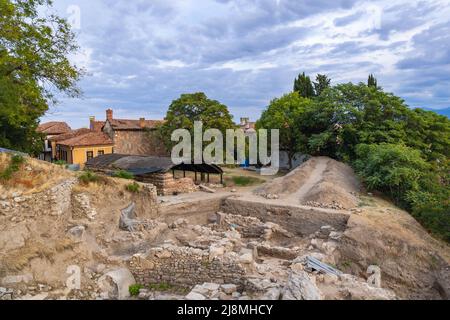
(139, 117), (145, 128)
(106, 109), (113, 121)
(89, 116), (95, 130)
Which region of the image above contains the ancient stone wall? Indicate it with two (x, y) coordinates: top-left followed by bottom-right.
(128, 245), (246, 288)
(221, 198), (350, 237)
(136, 173), (197, 196)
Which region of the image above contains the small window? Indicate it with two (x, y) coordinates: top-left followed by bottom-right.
(86, 151), (94, 161)
(98, 150), (104, 156)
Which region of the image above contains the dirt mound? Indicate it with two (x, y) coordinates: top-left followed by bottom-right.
(0, 153), (73, 197)
(255, 156), (361, 209)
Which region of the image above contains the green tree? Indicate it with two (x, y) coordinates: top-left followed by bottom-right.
(0, 0), (82, 153)
(313, 74), (331, 96)
(293, 72), (315, 98)
(158, 92), (235, 151)
(256, 92), (310, 168)
(367, 74), (378, 87)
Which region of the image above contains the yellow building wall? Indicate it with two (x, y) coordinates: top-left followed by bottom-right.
(71, 145), (113, 168)
(57, 145), (113, 168)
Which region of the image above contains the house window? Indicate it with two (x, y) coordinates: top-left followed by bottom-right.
(97, 150), (104, 156)
(86, 151), (94, 161)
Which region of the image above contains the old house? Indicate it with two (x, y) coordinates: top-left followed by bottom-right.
(239, 117), (256, 134)
(55, 131), (114, 169)
(47, 128), (91, 160)
(97, 109), (168, 156)
(37, 121), (72, 161)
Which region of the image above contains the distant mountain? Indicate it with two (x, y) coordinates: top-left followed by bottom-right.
(418, 107), (450, 118)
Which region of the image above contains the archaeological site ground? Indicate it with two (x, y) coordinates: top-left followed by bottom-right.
(1, 153), (449, 301)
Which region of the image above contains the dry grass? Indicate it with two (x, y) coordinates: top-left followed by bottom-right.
(0, 153), (74, 196)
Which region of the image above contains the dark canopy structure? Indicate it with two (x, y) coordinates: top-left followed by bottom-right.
(85, 154), (223, 182)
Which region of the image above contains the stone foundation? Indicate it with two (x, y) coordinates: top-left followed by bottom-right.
(135, 173), (198, 196)
(128, 245), (246, 288)
(221, 198), (350, 237)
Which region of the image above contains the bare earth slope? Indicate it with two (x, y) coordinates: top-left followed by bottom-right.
(255, 156), (360, 209)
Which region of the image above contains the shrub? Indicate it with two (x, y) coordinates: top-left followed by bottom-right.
(129, 284), (143, 296)
(113, 170), (134, 180)
(0, 154), (25, 181)
(125, 182), (140, 193)
(54, 160), (67, 166)
(78, 171), (103, 185)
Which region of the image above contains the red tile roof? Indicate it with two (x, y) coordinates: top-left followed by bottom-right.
(91, 121), (105, 132)
(57, 132), (113, 147)
(48, 128), (92, 142)
(109, 119), (165, 130)
(37, 122), (71, 135)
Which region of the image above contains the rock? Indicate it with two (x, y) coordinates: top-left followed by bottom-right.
(329, 231), (342, 241)
(1, 274), (33, 285)
(282, 271), (322, 300)
(202, 283), (220, 291)
(97, 268), (136, 300)
(68, 225), (85, 239)
(209, 245), (225, 261)
(239, 253), (253, 264)
(221, 284), (237, 294)
(0, 287), (13, 300)
(261, 287), (281, 300)
(155, 250), (171, 259)
(14, 196), (26, 203)
(230, 189), (237, 193)
(199, 185), (216, 193)
(22, 293), (49, 300)
(170, 218), (188, 228)
(185, 292), (206, 300)
(323, 273), (339, 285)
(231, 292), (241, 298)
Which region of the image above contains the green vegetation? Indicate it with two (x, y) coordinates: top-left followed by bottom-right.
(230, 175), (264, 186)
(78, 171), (104, 185)
(54, 160), (67, 166)
(258, 75), (450, 242)
(113, 170), (134, 180)
(0, 154), (25, 180)
(125, 182), (140, 193)
(0, 0), (82, 154)
(148, 282), (173, 291)
(129, 284), (144, 296)
(158, 92), (236, 154)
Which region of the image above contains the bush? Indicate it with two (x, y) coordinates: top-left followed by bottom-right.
(113, 170), (134, 179)
(125, 182), (140, 193)
(79, 171), (102, 185)
(0, 154), (25, 181)
(54, 160), (67, 166)
(129, 284), (143, 296)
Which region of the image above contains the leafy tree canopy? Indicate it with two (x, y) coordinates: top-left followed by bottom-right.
(158, 92), (236, 150)
(293, 72), (315, 98)
(0, 0), (82, 153)
(256, 92), (310, 168)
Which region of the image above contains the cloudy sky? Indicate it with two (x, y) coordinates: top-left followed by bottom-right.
(42, 0), (450, 128)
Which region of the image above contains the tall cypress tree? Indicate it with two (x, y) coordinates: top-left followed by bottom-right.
(294, 72), (315, 98)
(368, 74), (378, 88)
(313, 74), (331, 96)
